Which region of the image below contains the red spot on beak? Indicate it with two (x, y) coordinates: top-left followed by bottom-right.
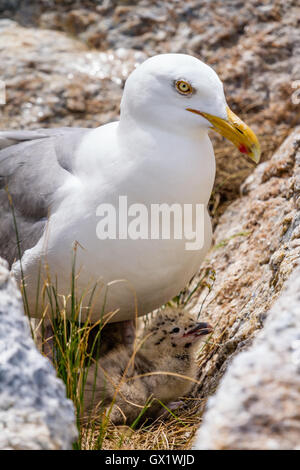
(239, 144), (249, 154)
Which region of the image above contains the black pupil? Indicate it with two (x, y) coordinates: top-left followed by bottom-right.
(172, 327), (180, 333)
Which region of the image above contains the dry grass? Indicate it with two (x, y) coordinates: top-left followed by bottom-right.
(82, 398), (207, 450)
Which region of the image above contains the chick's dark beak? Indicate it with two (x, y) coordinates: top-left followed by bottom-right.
(184, 322), (213, 337)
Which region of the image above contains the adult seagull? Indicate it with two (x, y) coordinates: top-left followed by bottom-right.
(0, 54), (260, 323)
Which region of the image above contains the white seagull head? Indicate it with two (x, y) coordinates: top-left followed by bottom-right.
(121, 53), (261, 163)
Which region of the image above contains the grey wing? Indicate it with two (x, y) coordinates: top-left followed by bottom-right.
(0, 127), (91, 267)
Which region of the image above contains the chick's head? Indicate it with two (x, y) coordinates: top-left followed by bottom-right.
(142, 308), (213, 355)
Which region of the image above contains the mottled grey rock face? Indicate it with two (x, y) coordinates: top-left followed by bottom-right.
(0, 258), (77, 450)
(190, 127), (300, 400)
(193, 262), (300, 450)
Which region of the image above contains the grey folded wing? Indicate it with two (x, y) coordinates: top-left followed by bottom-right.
(0, 127), (90, 266)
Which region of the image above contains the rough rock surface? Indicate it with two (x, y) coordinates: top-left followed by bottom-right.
(193, 262), (300, 450)
(0, 19), (145, 130)
(0, 258), (77, 450)
(189, 127), (300, 399)
(0, 0), (299, 210)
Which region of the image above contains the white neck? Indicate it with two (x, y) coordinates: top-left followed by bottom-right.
(117, 112), (216, 206)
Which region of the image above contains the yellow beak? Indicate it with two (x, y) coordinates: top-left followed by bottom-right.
(187, 106), (261, 163)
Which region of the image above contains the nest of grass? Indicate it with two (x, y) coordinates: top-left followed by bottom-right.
(82, 397), (207, 450)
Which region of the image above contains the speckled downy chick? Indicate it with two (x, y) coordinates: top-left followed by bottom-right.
(83, 308), (213, 425)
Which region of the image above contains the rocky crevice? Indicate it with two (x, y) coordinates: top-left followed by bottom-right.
(189, 128), (300, 401)
(193, 261), (300, 450)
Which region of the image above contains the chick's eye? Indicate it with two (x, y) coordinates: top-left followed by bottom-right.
(175, 80), (193, 95)
(171, 327), (180, 334)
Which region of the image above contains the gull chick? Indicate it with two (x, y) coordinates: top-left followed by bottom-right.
(83, 308), (213, 425)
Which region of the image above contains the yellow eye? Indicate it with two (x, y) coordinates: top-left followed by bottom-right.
(175, 80), (193, 95)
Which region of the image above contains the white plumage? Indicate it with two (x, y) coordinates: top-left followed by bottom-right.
(0, 54), (260, 322)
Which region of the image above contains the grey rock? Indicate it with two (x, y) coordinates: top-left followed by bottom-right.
(0, 19), (18, 30)
(0, 258), (77, 450)
(193, 262), (300, 450)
